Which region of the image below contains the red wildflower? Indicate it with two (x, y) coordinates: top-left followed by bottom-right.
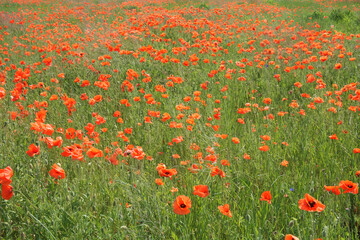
(339, 180), (358, 194)
(0, 166), (13, 185)
(280, 160), (288, 167)
(218, 204), (232, 218)
(232, 137), (240, 144)
(298, 194), (325, 212)
(324, 185), (341, 195)
(334, 63), (342, 69)
(285, 234), (299, 240)
(211, 166), (225, 178)
(353, 148), (360, 154)
(155, 178), (164, 186)
(156, 163), (177, 179)
(26, 144), (40, 157)
(193, 185), (209, 198)
(86, 147), (104, 158)
(49, 164), (65, 180)
(329, 134), (338, 140)
(259, 145), (269, 152)
(173, 195), (191, 215)
(1, 184), (13, 200)
(260, 191), (272, 204)
(243, 153), (251, 160)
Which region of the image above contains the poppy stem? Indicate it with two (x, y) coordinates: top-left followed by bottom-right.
(310, 212), (316, 236)
(28, 212), (56, 240)
(349, 194), (356, 237)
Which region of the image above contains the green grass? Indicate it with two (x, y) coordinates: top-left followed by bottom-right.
(1, 0), (360, 239)
(263, 0), (360, 33)
(0, 3), (21, 12)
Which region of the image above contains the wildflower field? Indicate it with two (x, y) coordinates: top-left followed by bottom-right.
(1, 0), (360, 238)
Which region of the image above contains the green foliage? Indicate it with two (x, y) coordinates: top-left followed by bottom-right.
(308, 11), (324, 20)
(326, 8), (360, 34)
(198, 3), (210, 10)
(329, 8), (352, 22)
(0, 2), (21, 13)
(122, 5), (139, 11)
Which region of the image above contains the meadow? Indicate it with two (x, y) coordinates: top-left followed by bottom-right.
(0, 0), (360, 239)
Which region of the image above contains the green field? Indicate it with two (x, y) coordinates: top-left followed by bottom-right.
(1, 0), (360, 239)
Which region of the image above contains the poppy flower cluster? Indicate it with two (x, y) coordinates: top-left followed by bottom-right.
(173, 185), (212, 215)
(1, 0), (360, 237)
(325, 180), (359, 195)
(156, 163), (177, 179)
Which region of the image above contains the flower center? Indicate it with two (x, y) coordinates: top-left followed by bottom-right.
(309, 201), (315, 208)
(347, 185), (353, 188)
(180, 204), (186, 208)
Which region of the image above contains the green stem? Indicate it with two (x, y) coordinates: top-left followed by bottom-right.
(350, 194), (356, 238)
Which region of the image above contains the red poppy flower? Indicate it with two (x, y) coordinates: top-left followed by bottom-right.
(155, 178), (164, 186)
(0, 166), (13, 185)
(329, 134), (338, 140)
(156, 163), (177, 179)
(65, 128), (76, 139)
(42, 57), (52, 66)
(260, 191), (272, 204)
(298, 194), (325, 212)
(193, 185), (209, 198)
(324, 185), (341, 195)
(221, 159), (230, 166)
(49, 164), (65, 180)
(131, 146), (145, 160)
(339, 180), (358, 194)
(334, 63), (342, 69)
(170, 187), (178, 193)
(285, 234), (299, 240)
(26, 144), (40, 157)
(0, 87), (5, 99)
(211, 166), (225, 178)
(159, 168), (177, 178)
(173, 195), (191, 215)
(280, 160), (288, 167)
(218, 204), (232, 218)
(260, 135), (271, 141)
(86, 147), (104, 158)
(1, 184), (13, 200)
(259, 145), (269, 152)
(263, 98), (272, 105)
